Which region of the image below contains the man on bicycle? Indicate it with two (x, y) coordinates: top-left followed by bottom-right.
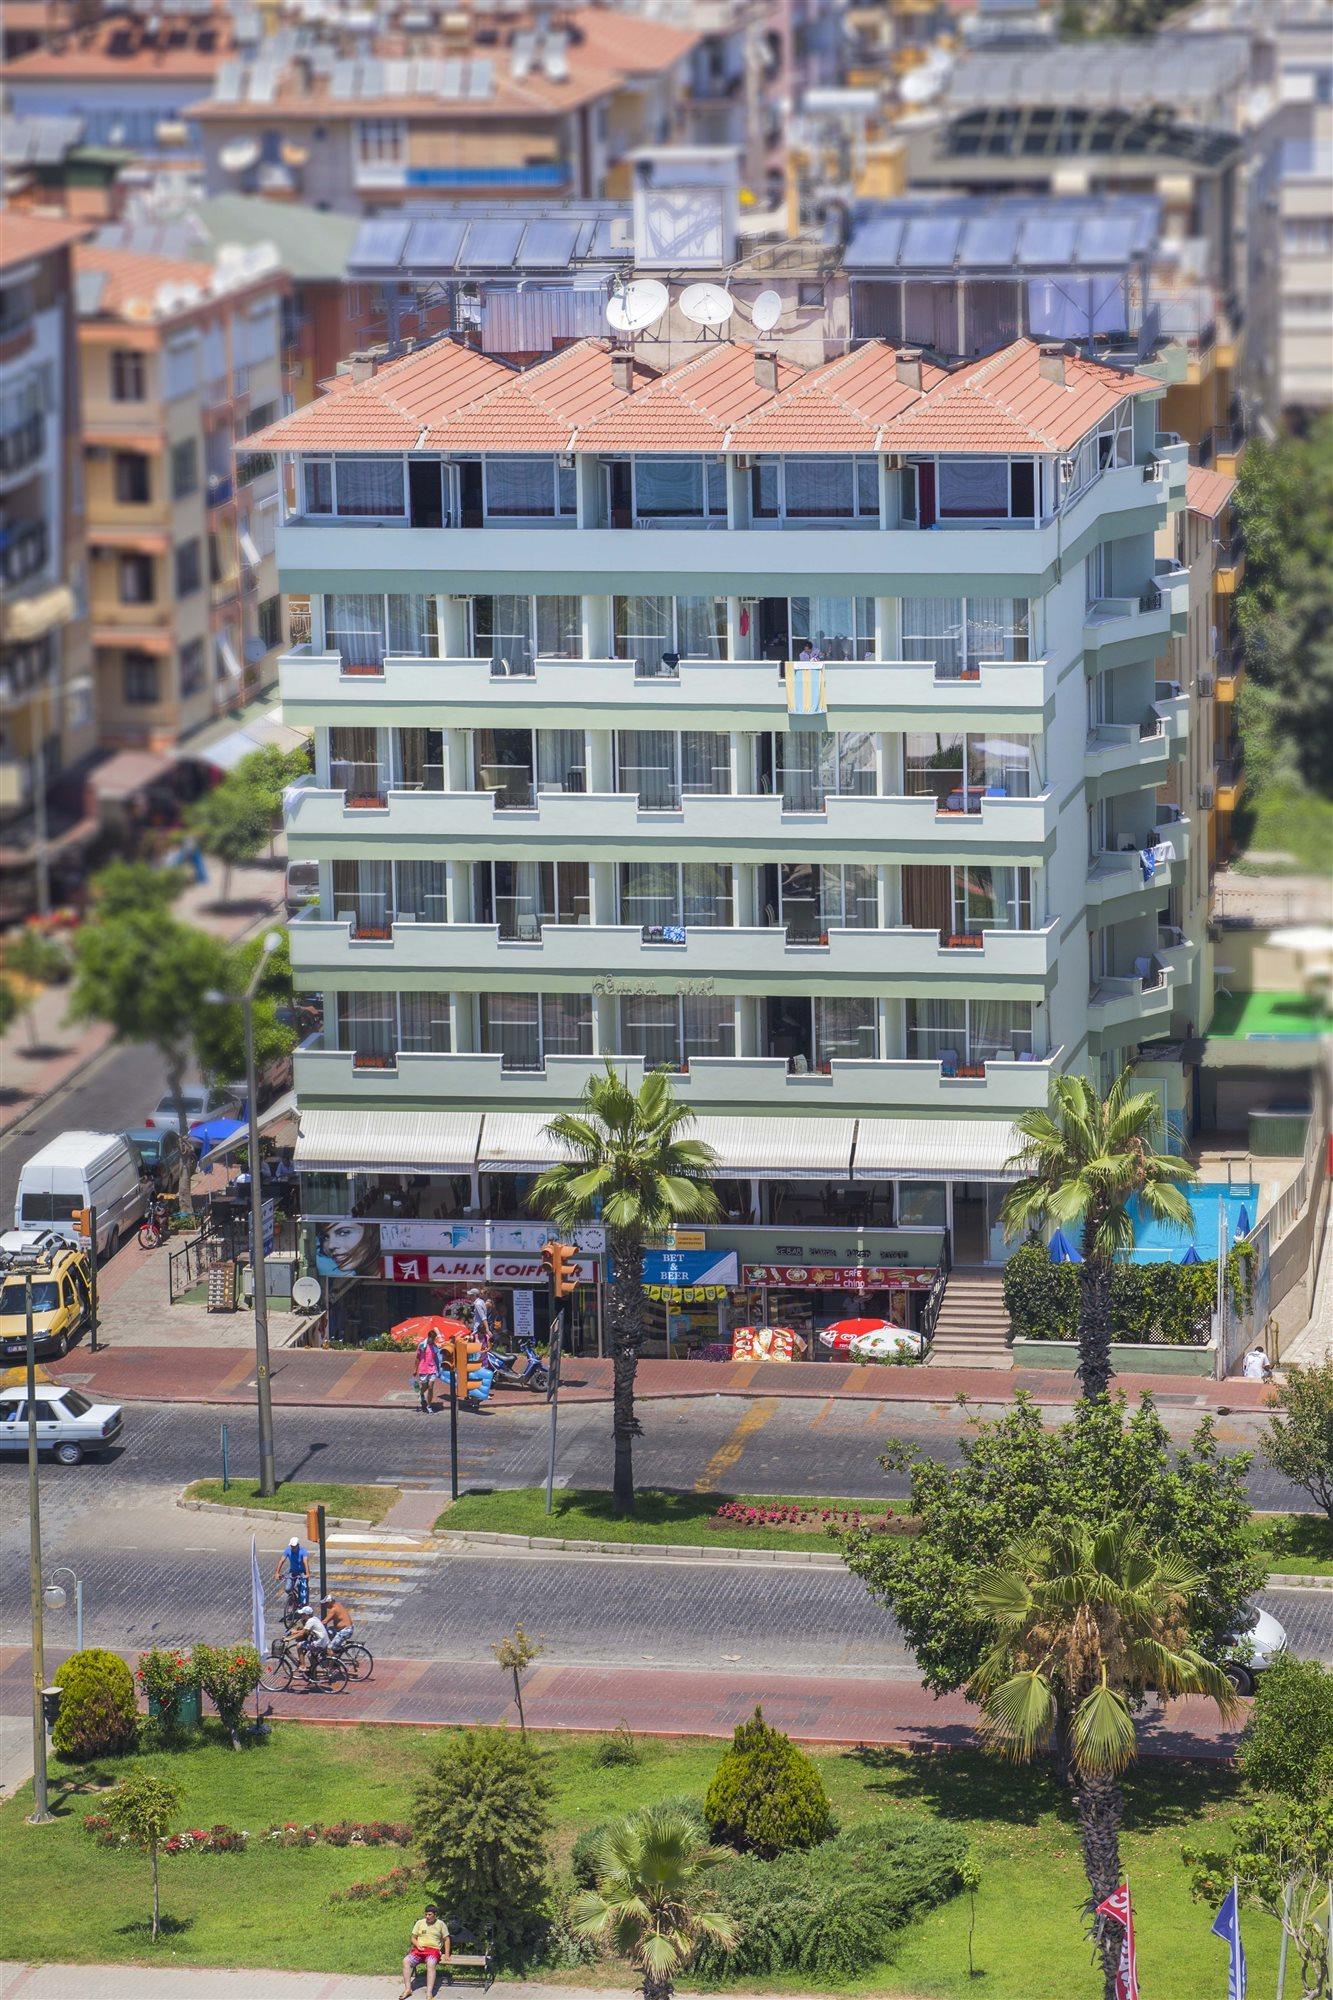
(294, 1604), (331, 1675)
(274, 1536), (310, 1612)
(320, 1594), (354, 1651)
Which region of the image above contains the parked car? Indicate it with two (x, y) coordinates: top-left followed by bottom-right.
(284, 858), (319, 918)
(0, 1230), (92, 1360)
(144, 1084), (242, 1130)
(0, 1382), (123, 1463)
(123, 1126), (196, 1190)
(1222, 1602), (1288, 1695)
(14, 1130), (148, 1257)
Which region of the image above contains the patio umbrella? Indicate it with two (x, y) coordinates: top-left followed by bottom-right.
(1179, 1244), (1204, 1265)
(1235, 1205), (1251, 1236)
(190, 1115), (247, 1154)
(389, 1314), (469, 1347)
(1048, 1229), (1082, 1264)
(1266, 926), (1333, 958)
(819, 1317), (892, 1350)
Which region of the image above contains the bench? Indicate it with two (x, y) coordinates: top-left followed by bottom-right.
(407, 1926), (493, 1991)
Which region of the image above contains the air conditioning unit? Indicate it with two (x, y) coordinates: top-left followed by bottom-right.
(735, 454), (754, 469)
(1143, 458), (1166, 484)
(1200, 784), (1216, 808)
(1198, 672), (1215, 697)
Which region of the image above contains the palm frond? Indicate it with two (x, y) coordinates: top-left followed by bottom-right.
(973, 1668), (1057, 1759)
(1069, 1679), (1138, 1776)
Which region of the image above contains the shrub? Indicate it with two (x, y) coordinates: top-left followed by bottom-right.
(193, 1642), (262, 1748)
(1003, 1242), (1251, 1346)
(694, 1818), (967, 1980)
(571, 1797), (705, 1889)
(52, 1649), (138, 1760)
(137, 1648), (196, 1736)
(704, 1707), (834, 1856)
(591, 1722), (640, 1768)
(413, 1727), (552, 1962)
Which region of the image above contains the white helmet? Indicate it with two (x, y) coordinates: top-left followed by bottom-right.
(289, 1535), (300, 1547)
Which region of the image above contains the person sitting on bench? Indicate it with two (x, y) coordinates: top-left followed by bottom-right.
(400, 1903), (450, 1996)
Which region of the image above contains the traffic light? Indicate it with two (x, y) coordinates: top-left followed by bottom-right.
(305, 1505), (322, 1542)
(541, 1240), (579, 1299)
(449, 1333), (489, 1403)
(70, 1209), (92, 1239)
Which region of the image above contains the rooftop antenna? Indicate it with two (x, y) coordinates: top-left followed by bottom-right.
(606, 275), (668, 375)
(679, 281), (734, 338)
(751, 288), (782, 335)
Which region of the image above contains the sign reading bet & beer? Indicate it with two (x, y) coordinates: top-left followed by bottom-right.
(741, 1264), (937, 1291)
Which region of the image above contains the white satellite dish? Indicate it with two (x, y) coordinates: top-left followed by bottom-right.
(605, 277), (669, 334)
(680, 282), (734, 329)
(751, 288), (782, 333)
(292, 1275), (323, 1312)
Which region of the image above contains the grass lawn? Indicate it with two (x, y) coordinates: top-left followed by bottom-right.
(436, 1486), (901, 1551)
(1210, 989), (1333, 1039)
(1251, 1510), (1333, 1575)
(185, 1478), (400, 1526)
(1234, 781), (1333, 875)
(0, 1724), (1281, 1997)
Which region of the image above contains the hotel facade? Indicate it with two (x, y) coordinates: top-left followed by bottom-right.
(253, 330), (1203, 1351)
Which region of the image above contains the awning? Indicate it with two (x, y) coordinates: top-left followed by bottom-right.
(3, 583), (75, 644)
(191, 717), (307, 772)
(477, 1112), (571, 1174)
(294, 1109), (481, 1174)
(853, 1117), (1023, 1181)
(691, 1116), (857, 1179)
(89, 747), (177, 801)
(201, 1091), (299, 1166)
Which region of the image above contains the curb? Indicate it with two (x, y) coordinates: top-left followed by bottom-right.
(436, 1527), (844, 1567)
(178, 1498), (376, 1530)
(1265, 1571), (1333, 1590)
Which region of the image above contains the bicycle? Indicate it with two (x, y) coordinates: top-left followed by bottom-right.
(257, 1635), (350, 1694)
(333, 1636), (374, 1682)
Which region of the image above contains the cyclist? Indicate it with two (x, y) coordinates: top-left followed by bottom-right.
(320, 1594), (354, 1651)
(274, 1535), (310, 1613)
(294, 1604), (331, 1677)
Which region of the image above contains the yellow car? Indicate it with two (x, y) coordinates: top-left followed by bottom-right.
(0, 1230), (92, 1361)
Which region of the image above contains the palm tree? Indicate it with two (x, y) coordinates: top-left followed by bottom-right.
(1000, 1068), (1197, 1398)
(572, 1804), (738, 2000)
(533, 1064), (719, 1516)
(968, 1515), (1237, 2000)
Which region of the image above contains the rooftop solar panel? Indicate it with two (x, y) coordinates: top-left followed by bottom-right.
(439, 57), (464, 98)
(213, 60), (243, 101)
(358, 60), (386, 98)
(383, 59), (410, 95)
(352, 218), (411, 270)
(403, 218), (469, 270)
(900, 213), (961, 269)
(1019, 213), (1078, 266)
(467, 56), (493, 98)
(841, 214), (905, 271)
(520, 218), (580, 267)
(958, 211), (1021, 267)
(1075, 211), (1146, 264)
(463, 218), (525, 268)
(330, 59), (359, 100)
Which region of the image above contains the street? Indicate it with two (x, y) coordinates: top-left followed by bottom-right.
(0, 1037), (168, 1219)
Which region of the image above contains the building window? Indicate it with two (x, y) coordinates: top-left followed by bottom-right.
(122, 652), (159, 704)
(356, 118), (406, 164)
(110, 351), (147, 402)
(171, 438), (198, 499)
(905, 997), (1033, 1065)
(174, 540), (202, 596)
(478, 992), (592, 1071)
(900, 597), (1031, 678)
(239, 449), (274, 487)
(258, 595), (282, 650)
(113, 453), (151, 504)
(301, 456), (405, 518)
(618, 993), (735, 1070)
(118, 552), (155, 604)
(631, 456), (727, 522)
(750, 456), (879, 521)
(483, 456), (576, 519)
(473, 594), (582, 672)
(325, 592), (437, 667)
(179, 637), (206, 697)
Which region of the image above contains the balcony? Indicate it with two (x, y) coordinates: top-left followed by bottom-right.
(290, 911), (1059, 997)
(1214, 757), (1245, 813)
(0, 412), (44, 484)
(1086, 848), (1181, 918)
(293, 1041), (1064, 1119)
(1082, 590), (1172, 670)
(280, 648), (1050, 733)
(1153, 433), (1190, 509)
(0, 517), (49, 588)
(1214, 529), (1245, 595)
(1088, 964), (1175, 1040)
(286, 783), (1056, 866)
(1084, 716), (1178, 798)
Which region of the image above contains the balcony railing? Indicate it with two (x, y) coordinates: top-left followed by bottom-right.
(0, 517), (49, 586)
(0, 413), (43, 479)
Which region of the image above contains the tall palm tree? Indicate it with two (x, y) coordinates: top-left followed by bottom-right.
(1000, 1068), (1197, 1398)
(968, 1516), (1237, 2000)
(572, 1804), (738, 2000)
(533, 1064), (719, 1516)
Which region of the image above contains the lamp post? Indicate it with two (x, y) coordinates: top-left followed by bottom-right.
(43, 1566), (84, 1653)
(11, 1253), (53, 1822)
(206, 929), (282, 1498)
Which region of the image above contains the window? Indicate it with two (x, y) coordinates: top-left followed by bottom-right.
(906, 998), (1033, 1065)
(476, 860), (587, 935)
(618, 861), (733, 929)
(814, 997), (877, 1066)
(238, 448), (274, 487)
(937, 458), (1009, 518)
(329, 725), (383, 797)
(768, 730), (875, 809)
(334, 458), (406, 517)
(473, 595), (582, 672)
(247, 401), (279, 434)
(122, 652), (159, 704)
(118, 552), (155, 604)
(632, 456), (727, 521)
(110, 350), (146, 402)
(904, 731), (1038, 806)
(479, 992), (591, 1070)
(179, 637), (206, 697)
(751, 456), (879, 521)
(900, 597), (1030, 677)
(174, 540), (202, 596)
(618, 994), (735, 1069)
(163, 338), (197, 401)
(171, 438), (198, 499)
(399, 991), (451, 1054)
(482, 457), (575, 518)
(324, 593), (437, 668)
(951, 865), (1032, 932)
(304, 459), (333, 514)
(615, 730), (730, 810)
(788, 596), (875, 661)
(112, 453), (150, 504)
(1062, 402), (1133, 503)
(769, 861), (876, 934)
(357, 117), (406, 164)
(257, 595), (282, 650)
(613, 594), (727, 672)
(337, 990), (396, 1063)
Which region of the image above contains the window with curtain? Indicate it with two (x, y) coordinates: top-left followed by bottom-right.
(336, 458), (405, 517)
(677, 595), (727, 658)
(938, 458), (1009, 518)
(534, 596), (582, 657)
(777, 861), (821, 937)
(684, 995), (735, 1060)
(751, 460), (780, 518)
(332, 858), (389, 931)
(966, 597), (1030, 663)
(634, 458), (703, 517)
(615, 595), (672, 669)
(682, 862), (731, 926)
(399, 991), (451, 1053)
(337, 990), (396, 1060)
(387, 594), (438, 656)
(474, 595), (535, 671)
(474, 728), (534, 807)
(969, 999), (1032, 1062)
(304, 459), (333, 514)
(329, 725), (382, 796)
(835, 863), (877, 928)
(535, 728), (585, 793)
(901, 596), (966, 677)
(790, 596), (875, 660)
(680, 730), (729, 795)
(966, 732), (1036, 798)
(837, 731), (876, 794)
(480, 993), (541, 1070)
(542, 992), (591, 1058)
(620, 861), (680, 929)
(618, 730), (676, 809)
(776, 733), (827, 810)
(395, 727), (445, 791)
(396, 860), (447, 923)
(815, 997), (877, 1065)
(952, 865), (1031, 931)
(619, 993), (681, 1069)
(784, 457), (855, 517)
(906, 997), (965, 1063)
(902, 864), (952, 932)
(484, 458), (560, 516)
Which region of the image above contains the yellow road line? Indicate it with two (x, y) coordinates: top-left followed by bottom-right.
(693, 1396), (780, 1493)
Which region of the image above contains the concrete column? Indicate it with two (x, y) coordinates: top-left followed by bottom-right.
(588, 861), (615, 924)
(440, 594), (467, 655)
(446, 728), (470, 789)
(584, 595), (612, 657)
(587, 728), (614, 792)
(593, 991), (617, 1055)
(876, 596), (895, 658)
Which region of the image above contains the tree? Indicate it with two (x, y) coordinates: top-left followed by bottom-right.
(1262, 1360), (1333, 1521)
(1237, 1652), (1333, 1804)
(106, 1770), (183, 1940)
(841, 1394), (1264, 1698)
(68, 910), (228, 1194)
(492, 1621), (544, 1735)
(0, 974), (16, 1038)
(192, 929), (296, 1090)
(52, 1647), (138, 1759)
(87, 859), (186, 920)
(192, 1642), (262, 1749)
(1000, 1070), (1197, 1399)
(1186, 1795), (1333, 2000)
(187, 776), (275, 904)
(413, 1728), (553, 1962)
(573, 1804), (738, 2000)
(968, 1516), (1236, 1997)
(704, 1706), (834, 1856)
(532, 1064), (719, 1516)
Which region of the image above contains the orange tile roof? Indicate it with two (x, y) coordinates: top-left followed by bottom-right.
(75, 244), (216, 320)
(0, 210), (88, 274)
(1, 15), (233, 80)
(1185, 464), (1237, 518)
(243, 333), (1161, 459)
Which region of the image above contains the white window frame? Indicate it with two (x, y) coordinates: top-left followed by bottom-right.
(356, 117), (406, 165)
(481, 456), (576, 522)
(630, 455), (728, 525)
(750, 455), (880, 524)
(1061, 401), (1133, 507)
(300, 455), (406, 520)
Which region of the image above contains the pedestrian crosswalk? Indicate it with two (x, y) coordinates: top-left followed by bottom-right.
(322, 1533), (440, 1626)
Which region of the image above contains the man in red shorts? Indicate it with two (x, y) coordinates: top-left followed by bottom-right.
(398, 1901), (450, 1996)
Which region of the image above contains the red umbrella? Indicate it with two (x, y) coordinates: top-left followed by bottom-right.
(819, 1316), (893, 1350)
(389, 1315), (470, 1347)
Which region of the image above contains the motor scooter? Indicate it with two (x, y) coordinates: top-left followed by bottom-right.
(488, 1335), (550, 1393)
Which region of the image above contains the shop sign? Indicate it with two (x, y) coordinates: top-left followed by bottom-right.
(642, 1250), (738, 1289)
(646, 1284), (730, 1303)
(314, 1217), (604, 1276)
(668, 1230), (707, 1251)
(381, 1254), (597, 1286)
(741, 1264), (936, 1291)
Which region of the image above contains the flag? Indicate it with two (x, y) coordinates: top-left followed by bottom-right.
(249, 1533), (265, 1656)
(1211, 1883), (1246, 2000)
(1095, 1882), (1140, 2000)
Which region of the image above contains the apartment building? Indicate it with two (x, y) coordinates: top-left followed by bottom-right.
(248, 328), (1203, 1343)
(0, 213), (95, 922)
(75, 237), (287, 750)
(0, 6), (233, 163)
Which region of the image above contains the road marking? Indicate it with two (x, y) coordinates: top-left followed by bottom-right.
(693, 1396), (780, 1492)
(215, 1353), (256, 1394)
(326, 1352), (387, 1402)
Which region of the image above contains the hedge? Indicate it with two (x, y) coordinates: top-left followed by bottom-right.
(1003, 1239), (1256, 1346)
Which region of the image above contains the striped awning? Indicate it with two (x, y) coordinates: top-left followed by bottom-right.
(691, 1116), (856, 1179)
(476, 1112), (572, 1174)
(294, 1109), (481, 1174)
(853, 1117), (1024, 1181)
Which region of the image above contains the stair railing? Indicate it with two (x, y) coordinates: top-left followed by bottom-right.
(918, 1230), (952, 1357)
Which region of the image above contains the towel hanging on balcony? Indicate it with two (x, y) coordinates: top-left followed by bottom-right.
(1139, 847), (1157, 883)
(784, 661), (826, 717)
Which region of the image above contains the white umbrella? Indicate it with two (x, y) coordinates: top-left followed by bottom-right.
(1266, 926), (1333, 958)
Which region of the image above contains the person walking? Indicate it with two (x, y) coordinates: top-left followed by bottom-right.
(414, 1327), (446, 1412)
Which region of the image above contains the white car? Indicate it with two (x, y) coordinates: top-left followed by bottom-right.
(849, 1327), (925, 1362)
(0, 1383), (123, 1464)
(1222, 1602), (1288, 1695)
(143, 1084), (241, 1130)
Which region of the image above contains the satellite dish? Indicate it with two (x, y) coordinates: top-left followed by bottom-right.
(605, 277), (668, 334)
(680, 282), (734, 329)
(752, 288), (782, 334)
(292, 1275), (323, 1312)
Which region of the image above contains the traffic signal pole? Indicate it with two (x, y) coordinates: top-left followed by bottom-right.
(540, 1240), (575, 1517)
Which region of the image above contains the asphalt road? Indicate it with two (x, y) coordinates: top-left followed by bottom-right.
(0, 1038), (168, 1219)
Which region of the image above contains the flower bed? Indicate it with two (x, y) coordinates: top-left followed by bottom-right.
(84, 1816), (247, 1854)
(328, 1861), (425, 1905)
(265, 1820), (413, 1848)
(710, 1500), (902, 1537)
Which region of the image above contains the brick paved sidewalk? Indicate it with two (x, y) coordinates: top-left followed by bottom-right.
(48, 1342), (1278, 1413)
(1, 1971), (832, 2000)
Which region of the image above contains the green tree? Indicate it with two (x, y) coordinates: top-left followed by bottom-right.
(1000, 1070), (1197, 1398)
(1186, 1795), (1333, 2000)
(87, 859), (187, 920)
(969, 1516), (1236, 1997)
(192, 929), (296, 1090)
(105, 1770), (183, 1941)
(68, 910), (228, 1193)
(704, 1707), (834, 1856)
(532, 1065), (719, 1516)
(187, 776), (275, 904)
(492, 1621), (544, 1735)
(52, 1647), (138, 1759)
(1237, 1652), (1333, 1803)
(192, 1642), (262, 1749)
(841, 1394), (1264, 1696)
(1262, 1360), (1333, 1521)
(413, 1728), (553, 1962)
(0, 974), (17, 1038)
(573, 1804), (738, 2000)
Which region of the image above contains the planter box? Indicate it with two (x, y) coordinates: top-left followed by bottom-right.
(1011, 1336), (1216, 1378)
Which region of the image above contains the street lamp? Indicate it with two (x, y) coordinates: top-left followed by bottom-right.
(206, 928), (283, 1498)
(43, 1567), (84, 1653)
(9, 1247), (53, 1822)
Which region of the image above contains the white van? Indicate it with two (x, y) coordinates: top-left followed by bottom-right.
(14, 1131), (149, 1258)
